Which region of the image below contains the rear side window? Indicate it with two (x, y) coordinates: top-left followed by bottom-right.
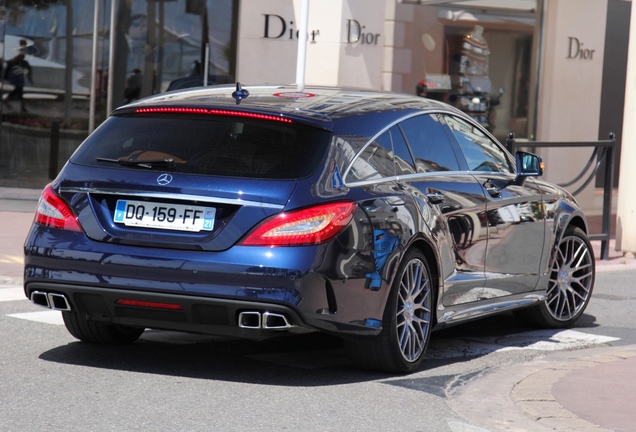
(399, 114), (461, 172)
(345, 126), (415, 183)
(71, 115), (331, 179)
(345, 130), (394, 183)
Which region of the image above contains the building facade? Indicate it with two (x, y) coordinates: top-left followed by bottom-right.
(0, 0), (627, 217)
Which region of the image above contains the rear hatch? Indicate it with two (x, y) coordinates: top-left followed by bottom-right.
(62, 110), (332, 251)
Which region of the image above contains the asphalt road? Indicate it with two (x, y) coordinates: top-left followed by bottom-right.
(2, 208), (635, 431)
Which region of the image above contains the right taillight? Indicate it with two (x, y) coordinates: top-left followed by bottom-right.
(239, 202), (356, 246)
(34, 185), (83, 232)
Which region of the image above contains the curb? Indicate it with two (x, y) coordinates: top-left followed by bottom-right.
(449, 346), (636, 431)
(511, 347), (636, 431)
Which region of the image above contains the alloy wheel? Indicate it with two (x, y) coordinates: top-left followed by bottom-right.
(396, 257), (433, 362)
(546, 232), (594, 321)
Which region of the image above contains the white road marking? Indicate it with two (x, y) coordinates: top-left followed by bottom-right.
(497, 329), (619, 351)
(0, 286), (25, 302)
(425, 329), (619, 359)
(8, 310), (64, 325)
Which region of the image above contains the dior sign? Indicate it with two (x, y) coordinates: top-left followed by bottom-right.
(567, 37), (596, 60)
(346, 19), (380, 45)
(262, 14), (320, 42)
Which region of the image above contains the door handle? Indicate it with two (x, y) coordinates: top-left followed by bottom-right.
(426, 192), (446, 204)
(484, 184), (502, 198)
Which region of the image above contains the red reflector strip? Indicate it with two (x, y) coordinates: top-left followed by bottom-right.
(134, 107), (293, 124)
(115, 299), (184, 310)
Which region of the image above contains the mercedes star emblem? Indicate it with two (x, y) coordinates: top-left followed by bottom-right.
(157, 173), (173, 186)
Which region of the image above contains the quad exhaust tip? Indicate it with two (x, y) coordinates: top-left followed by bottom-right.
(238, 311), (293, 330)
(30, 291), (71, 311)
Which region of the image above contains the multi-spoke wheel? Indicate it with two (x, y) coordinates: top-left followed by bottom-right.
(395, 254), (433, 363)
(345, 249), (434, 373)
(516, 226), (595, 328)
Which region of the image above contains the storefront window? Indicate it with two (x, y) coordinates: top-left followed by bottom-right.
(0, 0), (237, 189)
(403, 4), (535, 142)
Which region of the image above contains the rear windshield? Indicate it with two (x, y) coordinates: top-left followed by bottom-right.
(71, 114), (331, 179)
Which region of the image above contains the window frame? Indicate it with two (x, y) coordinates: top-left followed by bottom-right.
(440, 114), (515, 175)
(343, 110), (511, 187)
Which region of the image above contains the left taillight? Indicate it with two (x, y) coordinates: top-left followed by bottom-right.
(34, 185), (83, 232)
(239, 202), (356, 246)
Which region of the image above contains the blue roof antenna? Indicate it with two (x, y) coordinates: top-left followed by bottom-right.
(232, 82), (250, 105)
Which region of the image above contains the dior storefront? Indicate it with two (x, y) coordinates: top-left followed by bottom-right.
(0, 0), (628, 215)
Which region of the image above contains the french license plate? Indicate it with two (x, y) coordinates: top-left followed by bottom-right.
(114, 200), (216, 232)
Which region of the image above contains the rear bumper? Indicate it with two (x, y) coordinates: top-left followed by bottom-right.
(25, 282), (312, 339)
(24, 227), (388, 338)
(24, 281), (384, 339)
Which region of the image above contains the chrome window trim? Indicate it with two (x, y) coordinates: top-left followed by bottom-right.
(342, 109), (459, 186)
(59, 187), (285, 209)
(344, 170), (473, 188)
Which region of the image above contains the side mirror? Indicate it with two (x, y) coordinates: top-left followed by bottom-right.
(515, 151), (543, 185)
(516, 151), (543, 176)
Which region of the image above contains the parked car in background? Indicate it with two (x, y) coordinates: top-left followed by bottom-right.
(23, 84), (595, 373)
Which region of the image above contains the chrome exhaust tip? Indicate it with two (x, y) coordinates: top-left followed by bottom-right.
(30, 291), (50, 309)
(238, 311), (293, 329)
(262, 312), (293, 329)
(238, 311), (261, 329)
(48, 293), (71, 311)
(29, 291), (71, 311)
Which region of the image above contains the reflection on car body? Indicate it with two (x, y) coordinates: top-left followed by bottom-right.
(24, 84), (595, 373)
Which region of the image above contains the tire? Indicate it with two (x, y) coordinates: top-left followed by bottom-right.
(62, 310), (144, 344)
(515, 226), (595, 328)
(346, 249), (434, 373)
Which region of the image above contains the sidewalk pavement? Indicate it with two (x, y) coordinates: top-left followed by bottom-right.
(2, 189), (635, 431)
(451, 345), (636, 431)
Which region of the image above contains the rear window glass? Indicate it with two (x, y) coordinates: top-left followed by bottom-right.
(71, 114), (331, 179)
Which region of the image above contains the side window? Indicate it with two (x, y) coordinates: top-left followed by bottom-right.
(345, 126), (416, 183)
(399, 114), (460, 173)
(345, 130), (395, 183)
(390, 126), (416, 176)
(443, 115), (512, 173)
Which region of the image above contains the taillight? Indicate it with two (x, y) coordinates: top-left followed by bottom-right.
(134, 107), (293, 124)
(115, 299), (183, 310)
(240, 202), (356, 246)
(34, 185), (83, 232)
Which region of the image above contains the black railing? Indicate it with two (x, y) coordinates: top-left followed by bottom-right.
(506, 132), (616, 260)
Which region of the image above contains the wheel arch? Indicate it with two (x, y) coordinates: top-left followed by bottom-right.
(553, 205), (589, 248)
(568, 214), (588, 233)
(406, 237), (441, 325)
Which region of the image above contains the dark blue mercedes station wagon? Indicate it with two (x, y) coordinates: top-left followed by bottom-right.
(24, 84), (595, 373)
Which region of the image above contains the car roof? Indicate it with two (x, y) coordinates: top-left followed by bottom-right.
(113, 84), (460, 132)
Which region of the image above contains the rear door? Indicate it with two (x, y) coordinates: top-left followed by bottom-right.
(396, 113), (489, 307)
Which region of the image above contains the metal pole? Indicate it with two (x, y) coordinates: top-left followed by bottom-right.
(107, 0), (117, 115)
(600, 132), (615, 260)
(64, 0), (74, 124)
(89, 0), (100, 133)
(49, 120), (61, 179)
(203, 44), (209, 86)
(529, 0), (546, 139)
(296, 0), (309, 92)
